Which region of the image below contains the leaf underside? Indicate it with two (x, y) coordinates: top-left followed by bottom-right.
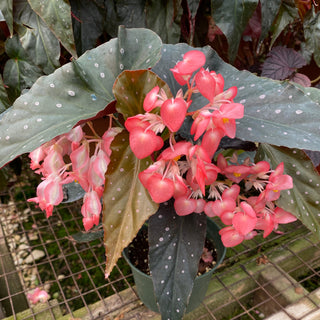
(102, 130), (158, 277)
(261, 46), (306, 80)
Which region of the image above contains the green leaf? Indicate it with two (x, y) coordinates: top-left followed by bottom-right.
(113, 69), (172, 119)
(256, 144), (320, 238)
(152, 43), (320, 151)
(3, 35), (43, 102)
(69, 0), (106, 55)
(0, 27), (162, 168)
(62, 181), (85, 203)
(0, 0), (13, 36)
(303, 8), (320, 68)
(14, 0), (60, 74)
(148, 203), (207, 320)
(270, 1), (299, 48)
(27, 0), (77, 57)
(105, 0), (146, 38)
(211, 0), (259, 62)
(102, 130), (158, 277)
(259, 0), (282, 44)
(146, 0), (183, 44)
(0, 75), (10, 111)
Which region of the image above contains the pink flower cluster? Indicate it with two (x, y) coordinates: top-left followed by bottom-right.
(125, 50), (296, 247)
(27, 49), (297, 247)
(28, 122), (120, 231)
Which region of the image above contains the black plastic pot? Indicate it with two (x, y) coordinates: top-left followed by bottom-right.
(122, 218), (226, 313)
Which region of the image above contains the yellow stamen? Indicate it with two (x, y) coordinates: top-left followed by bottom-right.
(223, 118), (229, 124)
(173, 155), (181, 162)
(233, 172), (241, 178)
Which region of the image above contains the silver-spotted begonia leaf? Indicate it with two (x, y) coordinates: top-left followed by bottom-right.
(256, 144), (320, 238)
(152, 43), (320, 152)
(0, 27), (162, 168)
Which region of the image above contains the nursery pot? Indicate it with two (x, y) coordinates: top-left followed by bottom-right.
(122, 218), (226, 313)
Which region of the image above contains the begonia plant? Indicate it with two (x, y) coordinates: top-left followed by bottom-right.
(1, 4), (320, 318)
(19, 44), (298, 318)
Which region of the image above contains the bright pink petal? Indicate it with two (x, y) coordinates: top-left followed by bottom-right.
(174, 197), (197, 216)
(195, 68), (216, 102)
(222, 184), (240, 201)
(256, 212), (275, 238)
(219, 227), (245, 247)
(129, 128), (164, 159)
(274, 207), (297, 224)
(233, 206), (257, 235)
(201, 128), (224, 159)
(160, 98), (188, 132)
(194, 198), (206, 213)
(145, 173), (174, 203)
(143, 86), (160, 112)
(158, 141), (192, 160)
(124, 115), (149, 132)
(220, 211), (235, 225)
(176, 50), (206, 74)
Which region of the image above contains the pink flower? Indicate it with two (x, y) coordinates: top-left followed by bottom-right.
(232, 202), (257, 236)
(170, 50), (206, 85)
(42, 148), (65, 177)
(27, 288), (49, 304)
(265, 163), (293, 201)
(67, 125), (84, 143)
(212, 103), (244, 138)
(174, 196), (197, 216)
(160, 97), (189, 132)
(219, 226), (245, 247)
(87, 150), (109, 190)
(143, 172), (175, 203)
(217, 154), (251, 184)
(29, 146), (46, 170)
(143, 86), (163, 112)
(70, 144), (90, 191)
(81, 190), (101, 231)
(28, 175), (65, 218)
(102, 127), (123, 156)
(129, 127), (164, 159)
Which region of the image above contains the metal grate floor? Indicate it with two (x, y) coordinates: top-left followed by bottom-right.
(1, 168), (320, 320)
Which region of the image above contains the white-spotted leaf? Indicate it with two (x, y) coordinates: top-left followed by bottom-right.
(256, 144), (320, 238)
(0, 27), (162, 168)
(102, 130), (158, 277)
(152, 44), (320, 152)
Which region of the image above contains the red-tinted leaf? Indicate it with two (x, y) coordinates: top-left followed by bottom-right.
(261, 46), (306, 80)
(290, 73), (311, 87)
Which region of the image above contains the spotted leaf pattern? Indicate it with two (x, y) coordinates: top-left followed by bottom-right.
(148, 201), (207, 320)
(152, 43), (320, 152)
(102, 130), (158, 277)
(0, 27), (162, 168)
(256, 144), (320, 237)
